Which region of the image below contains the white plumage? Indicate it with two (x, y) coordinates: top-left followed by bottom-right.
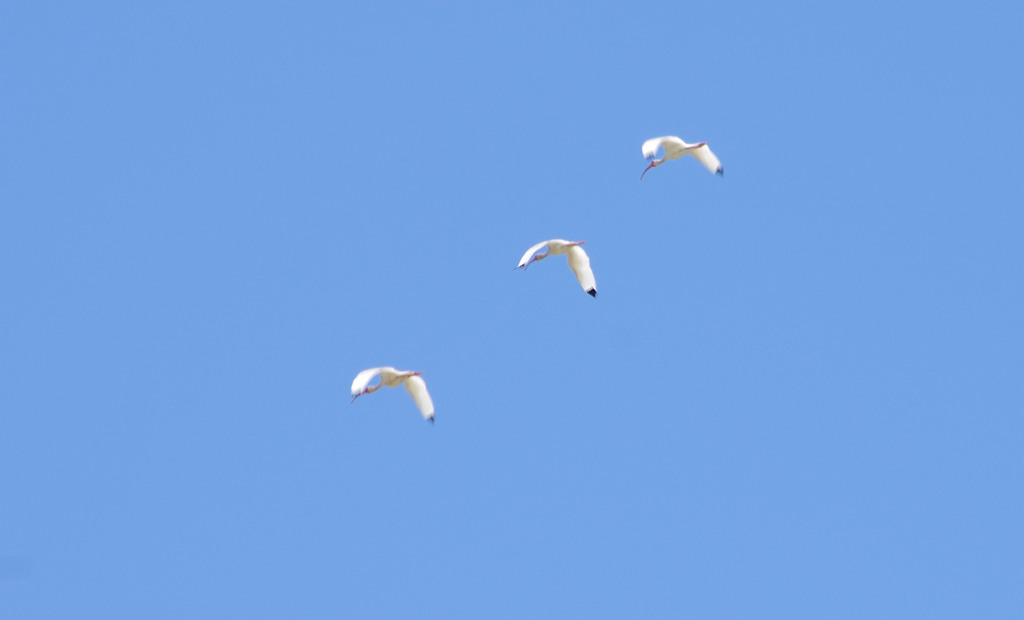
(350, 367), (435, 423)
(516, 239), (597, 297)
(641, 135), (723, 179)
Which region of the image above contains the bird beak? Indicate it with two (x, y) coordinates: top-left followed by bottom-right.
(640, 161), (656, 180)
(351, 393), (361, 404)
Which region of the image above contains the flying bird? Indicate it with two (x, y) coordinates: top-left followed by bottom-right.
(641, 136), (723, 179)
(516, 239), (597, 297)
(350, 367), (435, 423)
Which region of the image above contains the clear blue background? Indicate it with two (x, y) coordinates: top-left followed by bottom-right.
(2, 1), (1023, 617)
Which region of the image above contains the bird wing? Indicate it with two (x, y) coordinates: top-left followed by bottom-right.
(641, 137), (666, 159)
(566, 245), (597, 296)
(642, 136), (684, 159)
(379, 367), (421, 387)
(403, 375), (435, 420)
(691, 143), (723, 175)
(518, 240), (552, 268)
(351, 367), (385, 396)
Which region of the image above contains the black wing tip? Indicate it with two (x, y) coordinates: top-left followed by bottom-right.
(427, 416), (435, 425)
(587, 288), (597, 297)
(716, 167), (724, 176)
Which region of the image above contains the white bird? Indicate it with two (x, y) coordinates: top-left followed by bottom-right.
(350, 367), (435, 423)
(516, 239), (597, 297)
(641, 136), (723, 179)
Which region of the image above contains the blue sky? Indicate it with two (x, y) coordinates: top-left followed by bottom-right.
(2, 1), (1023, 617)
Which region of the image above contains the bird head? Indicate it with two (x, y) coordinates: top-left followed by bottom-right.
(640, 160), (659, 180)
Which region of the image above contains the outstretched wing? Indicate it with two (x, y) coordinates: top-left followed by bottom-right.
(642, 136), (685, 159)
(403, 375), (435, 421)
(518, 240), (552, 268)
(691, 143), (723, 175)
(351, 367), (385, 396)
(566, 245), (597, 297)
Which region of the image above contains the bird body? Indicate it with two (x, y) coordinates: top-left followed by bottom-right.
(516, 239), (597, 297)
(350, 367), (435, 422)
(641, 135), (723, 178)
